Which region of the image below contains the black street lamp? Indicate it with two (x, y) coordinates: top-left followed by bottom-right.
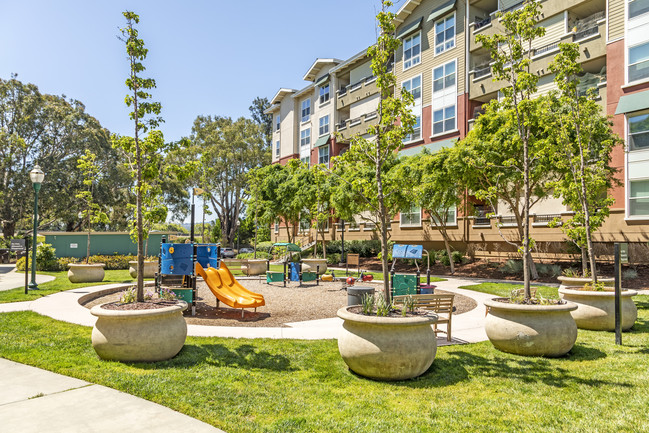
(28, 165), (44, 290)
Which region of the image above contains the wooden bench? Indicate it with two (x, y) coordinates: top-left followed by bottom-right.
(394, 294), (455, 341)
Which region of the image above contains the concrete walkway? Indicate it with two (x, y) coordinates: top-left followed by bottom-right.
(0, 358), (224, 433)
(0, 264), (55, 291)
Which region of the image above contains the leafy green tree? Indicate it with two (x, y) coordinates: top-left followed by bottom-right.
(113, 11), (164, 301)
(76, 150), (110, 263)
(546, 43), (621, 280)
(467, 0), (550, 298)
(331, 0), (416, 299)
(249, 96), (272, 148)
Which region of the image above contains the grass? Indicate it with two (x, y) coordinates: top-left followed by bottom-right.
(0, 270), (139, 304)
(1, 297), (648, 432)
(460, 282), (560, 299)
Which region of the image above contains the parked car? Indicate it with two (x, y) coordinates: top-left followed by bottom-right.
(221, 248), (236, 258)
(239, 247), (254, 254)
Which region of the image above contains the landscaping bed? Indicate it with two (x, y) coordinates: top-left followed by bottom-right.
(83, 280), (477, 327)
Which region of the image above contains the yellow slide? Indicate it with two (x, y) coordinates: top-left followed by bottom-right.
(196, 262), (265, 310)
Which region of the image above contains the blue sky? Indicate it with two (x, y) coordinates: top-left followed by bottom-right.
(1, 0), (394, 142)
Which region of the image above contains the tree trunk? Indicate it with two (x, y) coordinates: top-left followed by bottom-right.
(443, 235), (455, 275)
(523, 139), (531, 299)
(2, 221), (15, 239)
(581, 248), (588, 276)
(86, 212), (91, 265)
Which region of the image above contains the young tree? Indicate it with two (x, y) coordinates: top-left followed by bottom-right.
(547, 43), (621, 281)
(76, 150), (110, 263)
(331, 0), (416, 300)
(465, 0), (550, 299)
(113, 11), (163, 302)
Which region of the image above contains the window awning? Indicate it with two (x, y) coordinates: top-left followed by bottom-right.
(315, 73), (330, 87)
(396, 17), (423, 39)
(314, 134), (330, 148)
(427, 0), (456, 22)
(615, 89), (649, 115)
(398, 138), (456, 157)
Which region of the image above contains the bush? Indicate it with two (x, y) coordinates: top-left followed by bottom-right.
(501, 259), (524, 275)
(326, 240), (383, 257)
(326, 253), (341, 265)
(16, 243), (60, 271)
(623, 268), (638, 280)
(451, 250), (464, 264)
(256, 241), (274, 252)
(537, 263), (562, 277)
(435, 250), (463, 266)
(236, 252), (270, 260)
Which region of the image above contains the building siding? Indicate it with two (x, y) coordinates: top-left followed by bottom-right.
(608, 0), (625, 41)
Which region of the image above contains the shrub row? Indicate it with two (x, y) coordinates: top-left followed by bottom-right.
(16, 245), (157, 272)
(236, 252), (271, 260)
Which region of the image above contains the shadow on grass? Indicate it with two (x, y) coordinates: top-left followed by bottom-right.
(142, 343), (296, 372)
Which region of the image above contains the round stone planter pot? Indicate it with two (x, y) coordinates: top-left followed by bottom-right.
(559, 287), (638, 331)
(241, 259), (267, 276)
(557, 276), (614, 290)
(90, 301), (188, 362)
(128, 261), (157, 279)
(67, 263), (105, 283)
(337, 306), (438, 381)
(484, 299), (578, 357)
(302, 258), (328, 275)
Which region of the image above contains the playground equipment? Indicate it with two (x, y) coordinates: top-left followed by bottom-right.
(390, 244), (434, 296)
(266, 242), (319, 286)
(195, 262), (265, 318)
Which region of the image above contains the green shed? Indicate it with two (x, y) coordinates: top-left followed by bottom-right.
(41, 232), (176, 259)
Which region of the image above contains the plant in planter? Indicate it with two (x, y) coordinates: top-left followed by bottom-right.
(68, 151), (110, 283)
(338, 294), (438, 381)
(90, 11), (186, 362)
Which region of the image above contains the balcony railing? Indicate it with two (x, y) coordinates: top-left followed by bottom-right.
(534, 214), (562, 224)
(574, 25), (599, 41)
(533, 41), (559, 57)
(474, 16), (492, 30)
(474, 65), (491, 79)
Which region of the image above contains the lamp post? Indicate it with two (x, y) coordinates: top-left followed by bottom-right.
(28, 165), (44, 290)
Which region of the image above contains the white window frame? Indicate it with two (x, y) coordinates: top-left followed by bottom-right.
(275, 114), (280, 131)
(274, 222), (279, 233)
(300, 128), (311, 148)
(434, 13), (456, 55)
(402, 74), (422, 143)
(629, 0), (649, 21)
(628, 40), (649, 84)
(432, 59), (457, 137)
(318, 146), (329, 165)
(629, 179), (649, 216)
(275, 140), (280, 159)
(628, 110), (649, 151)
(400, 204), (422, 227)
(403, 31), (421, 71)
(319, 115), (330, 136)
(432, 105), (456, 136)
(301, 99), (311, 122)
(300, 156), (310, 165)
(319, 83), (330, 105)
(430, 206), (457, 226)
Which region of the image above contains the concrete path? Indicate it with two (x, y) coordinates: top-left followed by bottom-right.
(0, 358), (224, 433)
(0, 264), (55, 292)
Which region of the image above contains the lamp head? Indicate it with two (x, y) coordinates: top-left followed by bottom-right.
(30, 165), (45, 184)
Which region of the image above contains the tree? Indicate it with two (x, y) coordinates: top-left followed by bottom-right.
(399, 148), (463, 274)
(188, 115), (269, 246)
(330, 0), (416, 300)
(76, 150), (110, 263)
(113, 11), (163, 302)
(466, 0), (550, 299)
(546, 43), (621, 281)
(249, 96), (272, 148)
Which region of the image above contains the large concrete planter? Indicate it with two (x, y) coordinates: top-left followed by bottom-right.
(128, 260), (157, 279)
(302, 258), (327, 275)
(558, 276), (614, 290)
(90, 301), (188, 362)
(68, 263), (105, 283)
(241, 259), (267, 276)
(484, 299), (578, 357)
(559, 287), (638, 331)
(337, 306), (438, 381)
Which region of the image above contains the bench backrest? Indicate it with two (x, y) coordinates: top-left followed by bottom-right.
(393, 294), (454, 314)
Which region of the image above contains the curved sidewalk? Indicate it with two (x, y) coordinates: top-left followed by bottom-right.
(0, 277), (494, 344)
(0, 264), (55, 292)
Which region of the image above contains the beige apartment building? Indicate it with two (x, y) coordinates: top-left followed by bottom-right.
(266, 0), (649, 263)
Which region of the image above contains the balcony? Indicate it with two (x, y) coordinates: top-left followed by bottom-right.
(336, 75), (379, 109)
(336, 111), (379, 141)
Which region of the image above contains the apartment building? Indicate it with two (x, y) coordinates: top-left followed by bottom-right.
(266, 0), (649, 262)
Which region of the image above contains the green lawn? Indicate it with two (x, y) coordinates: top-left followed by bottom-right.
(0, 270), (139, 304)
(1, 297), (648, 432)
(460, 282), (560, 299)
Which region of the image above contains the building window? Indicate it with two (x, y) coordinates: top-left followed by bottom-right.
(318, 146), (329, 165)
(630, 0), (649, 19)
(432, 60), (457, 136)
(433, 61), (456, 93)
(400, 204), (421, 227)
(300, 156), (310, 165)
(300, 128), (311, 147)
(274, 222), (279, 233)
(433, 105), (456, 135)
(629, 112), (649, 151)
(403, 32), (421, 70)
(402, 75), (422, 142)
(431, 206), (457, 225)
(629, 41), (649, 83)
(276, 114), (280, 131)
(319, 115), (330, 136)
(275, 141), (280, 158)
(301, 99), (311, 122)
(435, 14), (455, 55)
(630, 180), (649, 216)
(319, 84), (330, 104)
(299, 214), (311, 233)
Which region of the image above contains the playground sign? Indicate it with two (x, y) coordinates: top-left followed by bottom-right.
(392, 244), (423, 260)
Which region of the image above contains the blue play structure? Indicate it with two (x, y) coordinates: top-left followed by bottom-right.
(157, 239), (220, 315)
(390, 244), (434, 296)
